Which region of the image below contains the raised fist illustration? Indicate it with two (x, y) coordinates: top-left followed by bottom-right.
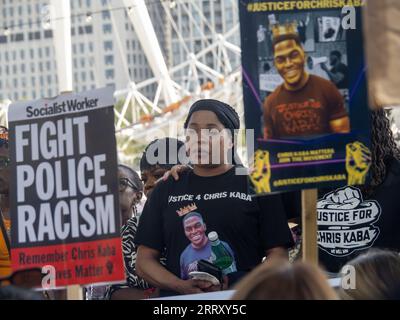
(346, 142), (371, 185)
(250, 150), (271, 194)
(317, 186), (362, 210)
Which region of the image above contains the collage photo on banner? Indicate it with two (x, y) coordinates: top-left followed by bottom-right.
(239, 0), (400, 277)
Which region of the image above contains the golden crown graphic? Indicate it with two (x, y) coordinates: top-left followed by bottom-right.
(271, 22), (299, 40)
(176, 203), (198, 217)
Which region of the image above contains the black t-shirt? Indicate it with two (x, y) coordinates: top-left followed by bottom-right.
(134, 166), (294, 284)
(318, 158), (400, 273)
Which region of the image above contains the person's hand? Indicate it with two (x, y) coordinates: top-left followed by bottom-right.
(175, 279), (211, 295)
(321, 63), (328, 72)
(175, 276), (229, 295)
(162, 164), (191, 181)
(202, 276), (229, 293)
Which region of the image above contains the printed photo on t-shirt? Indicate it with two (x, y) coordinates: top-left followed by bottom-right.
(179, 211), (237, 280)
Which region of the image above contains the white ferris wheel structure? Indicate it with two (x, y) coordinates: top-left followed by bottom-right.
(0, 0), (243, 164)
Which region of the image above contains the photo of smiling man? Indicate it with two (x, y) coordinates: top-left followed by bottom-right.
(263, 22), (350, 139)
(179, 212), (236, 280)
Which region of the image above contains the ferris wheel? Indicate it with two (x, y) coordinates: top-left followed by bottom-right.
(0, 0), (243, 165)
(113, 0), (243, 165)
(0, 99), (10, 127)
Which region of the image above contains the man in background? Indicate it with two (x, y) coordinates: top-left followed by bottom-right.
(321, 50), (349, 90)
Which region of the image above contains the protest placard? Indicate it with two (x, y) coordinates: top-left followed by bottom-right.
(240, 0), (371, 194)
(7, 87), (125, 287)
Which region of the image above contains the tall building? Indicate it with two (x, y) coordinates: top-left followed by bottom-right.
(168, 0), (240, 83)
(0, 0), (238, 103)
(0, 0), (165, 102)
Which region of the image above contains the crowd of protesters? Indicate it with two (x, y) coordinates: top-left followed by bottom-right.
(1, 99), (400, 300)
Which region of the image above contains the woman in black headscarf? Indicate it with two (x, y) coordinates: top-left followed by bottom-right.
(134, 99), (294, 297)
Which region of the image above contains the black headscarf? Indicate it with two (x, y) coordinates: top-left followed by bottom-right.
(184, 99), (240, 132)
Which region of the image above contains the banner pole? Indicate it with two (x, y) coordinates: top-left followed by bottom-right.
(67, 285), (83, 300)
(51, 0), (82, 300)
(301, 189), (318, 265)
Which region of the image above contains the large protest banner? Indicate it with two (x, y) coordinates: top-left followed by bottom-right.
(7, 87), (125, 287)
(239, 0), (372, 194)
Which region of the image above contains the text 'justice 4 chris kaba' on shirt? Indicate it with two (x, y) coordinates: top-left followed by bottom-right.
(134, 166), (294, 294)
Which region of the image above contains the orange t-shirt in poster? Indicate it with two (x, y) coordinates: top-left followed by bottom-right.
(263, 75), (348, 139)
